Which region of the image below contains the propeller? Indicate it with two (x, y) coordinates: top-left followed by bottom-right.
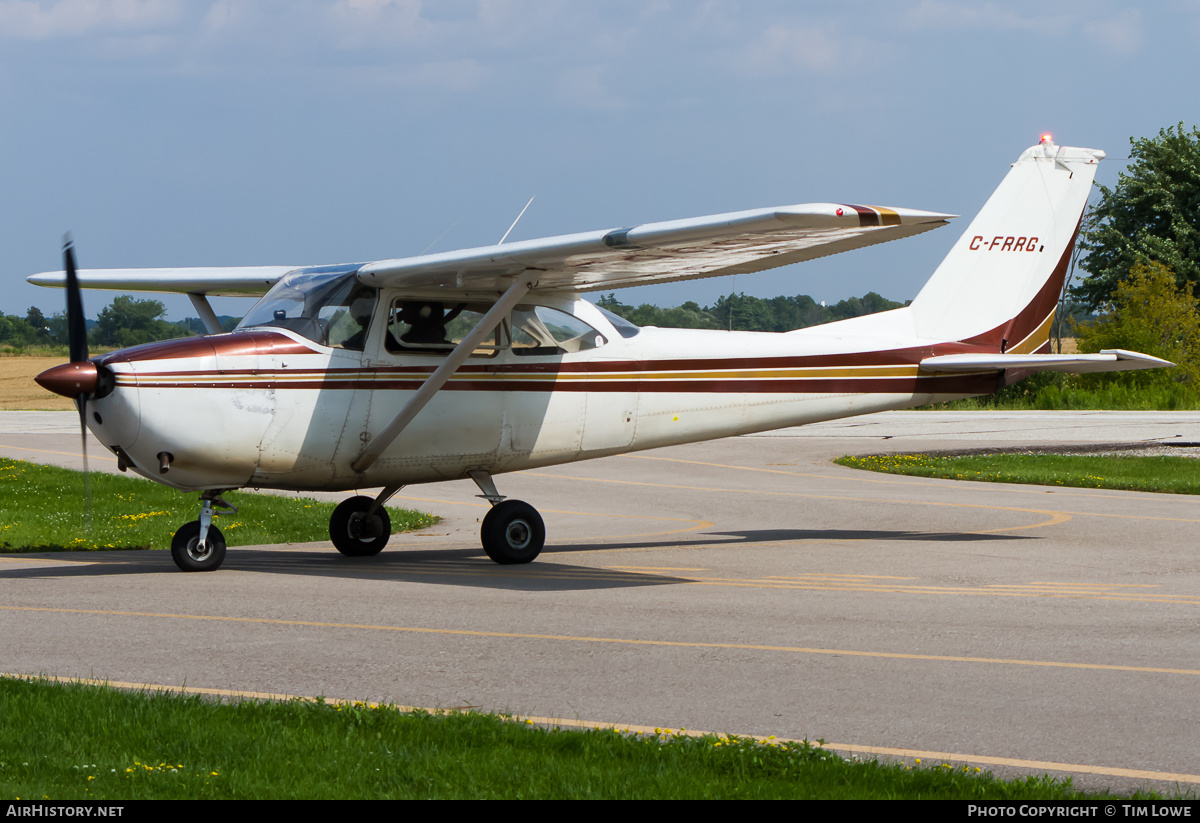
(35, 236), (93, 522)
(34, 237), (100, 399)
(33, 238), (126, 526)
(64, 236), (88, 365)
(64, 238), (91, 495)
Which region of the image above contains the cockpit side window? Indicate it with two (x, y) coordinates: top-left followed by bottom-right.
(381, 300), (606, 358)
(385, 300), (506, 356)
(323, 285), (377, 351)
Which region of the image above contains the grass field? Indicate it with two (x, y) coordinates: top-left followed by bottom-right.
(0, 459), (436, 551)
(0, 676), (1170, 800)
(835, 452), (1200, 494)
(0, 355), (75, 411)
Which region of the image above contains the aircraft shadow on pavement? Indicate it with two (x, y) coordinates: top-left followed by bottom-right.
(547, 526), (1034, 553)
(0, 526), (1029, 589)
(0, 546), (686, 592)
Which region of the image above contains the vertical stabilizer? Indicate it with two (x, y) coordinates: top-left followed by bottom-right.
(909, 140), (1103, 351)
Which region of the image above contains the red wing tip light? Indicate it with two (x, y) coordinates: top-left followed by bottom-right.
(35, 361), (98, 398)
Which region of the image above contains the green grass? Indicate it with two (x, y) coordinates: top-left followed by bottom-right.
(835, 452), (1200, 494)
(924, 372), (1200, 411)
(0, 458), (437, 551)
(0, 677), (1171, 800)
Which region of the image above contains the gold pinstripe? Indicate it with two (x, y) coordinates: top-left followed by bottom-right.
(1009, 309), (1056, 355)
(118, 364), (937, 387)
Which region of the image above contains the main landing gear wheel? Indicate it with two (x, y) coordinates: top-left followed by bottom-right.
(171, 521), (227, 572)
(480, 500), (544, 565)
(330, 495), (391, 557)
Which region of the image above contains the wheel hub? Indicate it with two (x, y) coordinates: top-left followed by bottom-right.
(505, 520), (531, 550)
(348, 512), (381, 541)
(187, 539), (213, 562)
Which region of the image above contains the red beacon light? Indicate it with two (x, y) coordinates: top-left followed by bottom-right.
(1040, 133), (1053, 144)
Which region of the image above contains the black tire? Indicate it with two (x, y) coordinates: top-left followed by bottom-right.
(329, 495), (391, 557)
(170, 520), (227, 572)
(480, 500), (544, 565)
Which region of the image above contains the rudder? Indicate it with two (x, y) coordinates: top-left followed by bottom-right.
(909, 139), (1104, 351)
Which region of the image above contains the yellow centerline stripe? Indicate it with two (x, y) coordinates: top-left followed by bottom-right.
(4, 605), (1198, 676)
(732, 459), (1200, 503)
(339, 567), (1200, 604)
(619, 455), (1200, 522)
(524, 470), (1074, 533)
(7, 672), (1196, 785)
(0, 443), (117, 463)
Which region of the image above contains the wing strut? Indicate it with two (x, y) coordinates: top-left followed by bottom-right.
(350, 273), (537, 474)
(187, 293), (224, 335)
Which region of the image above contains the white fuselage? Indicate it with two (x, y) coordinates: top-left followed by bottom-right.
(88, 296), (994, 493)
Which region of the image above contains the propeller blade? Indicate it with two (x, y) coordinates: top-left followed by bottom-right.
(62, 234), (92, 527)
(64, 236), (88, 364)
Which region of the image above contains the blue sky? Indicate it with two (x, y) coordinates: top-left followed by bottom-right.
(2, 0), (1196, 321)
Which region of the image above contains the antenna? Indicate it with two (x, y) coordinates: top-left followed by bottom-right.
(498, 196), (536, 245)
(419, 220), (460, 256)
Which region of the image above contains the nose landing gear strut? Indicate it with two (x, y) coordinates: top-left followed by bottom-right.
(170, 491), (237, 572)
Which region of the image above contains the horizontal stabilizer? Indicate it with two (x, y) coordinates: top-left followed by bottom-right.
(920, 350), (1173, 374)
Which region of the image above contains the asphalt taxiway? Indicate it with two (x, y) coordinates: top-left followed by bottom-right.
(4, 410), (1200, 794)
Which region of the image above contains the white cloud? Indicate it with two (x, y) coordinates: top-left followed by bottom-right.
(902, 0), (1073, 35)
(556, 63), (627, 111)
(1084, 8), (1144, 56)
(735, 21), (880, 76)
(389, 57), (484, 92)
(904, 1), (1145, 56)
(200, 0), (256, 36)
(326, 0), (424, 47)
(0, 0), (183, 39)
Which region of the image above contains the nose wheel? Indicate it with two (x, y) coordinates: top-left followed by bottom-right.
(171, 521), (227, 572)
(171, 492), (235, 572)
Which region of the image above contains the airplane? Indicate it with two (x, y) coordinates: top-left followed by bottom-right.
(29, 136), (1169, 573)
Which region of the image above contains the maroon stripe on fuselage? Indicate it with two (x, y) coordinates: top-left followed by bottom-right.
(97, 331), (318, 365)
(128, 373), (999, 395)
(126, 339), (1003, 381)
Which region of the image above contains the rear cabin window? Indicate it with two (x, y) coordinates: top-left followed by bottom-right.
(511, 306), (605, 356)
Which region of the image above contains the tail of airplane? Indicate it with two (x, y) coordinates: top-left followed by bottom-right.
(907, 138), (1168, 377)
(908, 138), (1101, 354)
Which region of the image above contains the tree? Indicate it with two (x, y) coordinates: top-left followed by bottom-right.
(1076, 261), (1200, 392)
(91, 296), (178, 348)
(1074, 124), (1200, 310)
(23, 306), (50, 344)
(0, 312), (39, 346)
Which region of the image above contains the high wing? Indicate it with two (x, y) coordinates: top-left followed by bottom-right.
(26, 266), (302, 296)
(358, 203), (953, 293)
(27, 203), (952, 297)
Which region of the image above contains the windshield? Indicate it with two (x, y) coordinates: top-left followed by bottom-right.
(237, 267), (377, 349)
